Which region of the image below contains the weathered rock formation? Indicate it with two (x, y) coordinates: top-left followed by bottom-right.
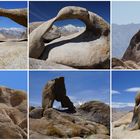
(42, 77), (75, 111)
(29, 6), (110, 69)
(129, 91), (140, 130)
(112, 91), (140, 139)
(0, 86), (27, 139)
(0, 8), (27, 27)
(29, 101), (110, 139)
(79, 101), (110, 130)
(113, 30), (140, 69)
(30, 22), (61, 43)
(122, 30), (140, 62)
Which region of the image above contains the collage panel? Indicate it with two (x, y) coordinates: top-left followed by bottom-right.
(29, 1), (110, 69)
(112, 1), (140, 69)
(29, 71), (110, 139)
(0, 71), (27, 139)
(0, 1), (27, 69)
(112, 71), (140, 139)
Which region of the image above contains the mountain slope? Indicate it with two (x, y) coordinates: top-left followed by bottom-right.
(112, 23), (140, 58)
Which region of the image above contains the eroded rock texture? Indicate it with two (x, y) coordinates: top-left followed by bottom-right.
(30, 101), (110, 139)
(112, 91), (140, 139)
(113, 30), (140, 69)
(42, 77), (75, 111)
(129, 91), (140, 130)
(122, 30), (140, 62)
(0, 86), (27, 139)
(29, 6), (110, 69)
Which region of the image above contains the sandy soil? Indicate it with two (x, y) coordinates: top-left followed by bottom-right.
(112, 112), (140, 139)
(0, 41), (27, 69)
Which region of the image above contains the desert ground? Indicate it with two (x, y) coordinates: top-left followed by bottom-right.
(0, 41), (27, 69)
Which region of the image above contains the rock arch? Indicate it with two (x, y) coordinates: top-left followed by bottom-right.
(42, 77), (75, 112)
(29, 6), (110, 69)
(0, 8), (27, 27)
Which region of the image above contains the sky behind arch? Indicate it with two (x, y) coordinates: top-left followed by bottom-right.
(29, 1), (110, 27)
(0, 1), (27, 28)
(29, 71), (110, 107)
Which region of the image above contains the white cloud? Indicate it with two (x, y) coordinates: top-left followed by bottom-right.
(30, 101), (41, 107)
(125, 87), (140, 92)
(112, 102), (134, 108)
(112, 90), (120, 94)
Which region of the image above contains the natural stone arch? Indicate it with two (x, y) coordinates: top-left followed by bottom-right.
(42, 77), (75, 112)
(29, 6), (110, 69)
(0, 8), (27, 27)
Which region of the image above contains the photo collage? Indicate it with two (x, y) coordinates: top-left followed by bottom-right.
(0, 1), (140, 139)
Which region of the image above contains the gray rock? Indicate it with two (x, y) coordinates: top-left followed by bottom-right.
(29, 108), (43, 119)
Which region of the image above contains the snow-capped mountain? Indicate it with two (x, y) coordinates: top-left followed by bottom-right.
(59, 24), (85, 36)
(74, 101), (85, 107)
(0, 28), (26, 40)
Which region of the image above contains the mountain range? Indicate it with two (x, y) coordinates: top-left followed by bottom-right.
(0, 28), (26, 40)
(58, 24), (84, 36)
(112, 23), (140, 58)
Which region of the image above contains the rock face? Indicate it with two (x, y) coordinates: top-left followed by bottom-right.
(0, 86), (27, 139)
(42, 77), (75, 111)
(113, 30), (140, 69)
(78, 101), (110, 130)
(112, 91), (140, 139)
(29, 101), (110, 139)
(122, 30), (140, 62)
(29, 6), (110, 69)
(30, 22), (61, 43)
(0, 8), (27, 27)
(129, 91), (140, 130)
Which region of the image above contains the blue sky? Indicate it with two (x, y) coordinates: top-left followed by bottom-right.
(29, 71), (110, 107)
(112, 71), (140, 108)
(112, 1), (140, 25)
(0, 1), (27, 28)
(29, 1), (110, 27)
(0, 71), (27, 92)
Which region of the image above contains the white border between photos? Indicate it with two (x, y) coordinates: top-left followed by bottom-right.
(1, 0), (140, 140)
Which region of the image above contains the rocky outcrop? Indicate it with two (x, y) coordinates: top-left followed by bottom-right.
(129, 91), (140, 130)
(78, 101), (110, 130)
(122, 30), (140, 62)
(29, 6), (110, 69)
(0, 8), (27, 27)
(113, 30), (140, 69)
(112, 91), (140, 139)
(0, 86), (27, 139)
(42, 77), (75, 111)
(29, 101), (110, 139)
